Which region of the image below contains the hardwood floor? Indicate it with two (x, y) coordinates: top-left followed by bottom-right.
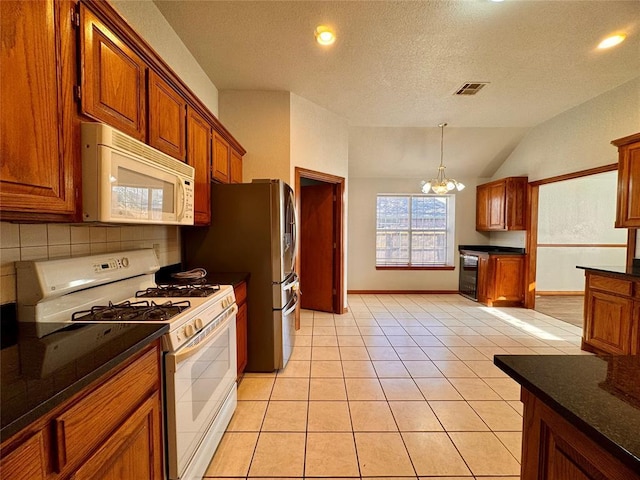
(534, 295), (584, 328)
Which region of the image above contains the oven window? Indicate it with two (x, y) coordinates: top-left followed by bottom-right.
(112, 166), (175, 219)
(189, 334), (230, 419)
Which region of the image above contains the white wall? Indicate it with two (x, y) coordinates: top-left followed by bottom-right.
(489, 77), (640, 251)
(219, 91), (291, 183)
(347, 177), (486, 291)
(110, 0), (219, 115)
(290, 94), (349, 183)
(536, 171), (626, 292)
(492, 77), (640, 182)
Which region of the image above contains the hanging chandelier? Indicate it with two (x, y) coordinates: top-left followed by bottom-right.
(420, 123), (465, 194)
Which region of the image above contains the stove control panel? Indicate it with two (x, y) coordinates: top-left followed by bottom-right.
(93, 256), (129, 273)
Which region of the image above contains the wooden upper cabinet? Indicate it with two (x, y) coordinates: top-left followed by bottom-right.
(80, 4), (147, 141)
(212, 132), (230, 183)
(230, 148), (243, 184)
(614, 132), (640, 228)
(487, 182), (506, 229)
(0, 0), (77, 221)
(186, 106), (212, 225)
(476, 177), (528, 231)
(148, 70), (186, 161)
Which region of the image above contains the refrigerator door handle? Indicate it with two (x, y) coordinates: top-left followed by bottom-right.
(282, 272), (299, 291)
(289, 188), (299, 262)
(282, 292), (299, 316)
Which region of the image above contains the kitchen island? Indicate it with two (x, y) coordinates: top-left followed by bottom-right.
(495, 354), (640, 479)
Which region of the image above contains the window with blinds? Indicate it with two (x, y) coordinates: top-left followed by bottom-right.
(376, 194), (455, 268)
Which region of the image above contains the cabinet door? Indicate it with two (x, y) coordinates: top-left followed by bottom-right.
(230, 148), (243, 184)
(584, 290), (633, 355)
(148, 70), (186, 160)
(236, 302), (248, 377)
(71, 393), (163, 480)
(475, 185), (490, 230)
(0, 0), (76, 220)
(186, 106), (211, 225)
(80, 4), (147, 141)
(212, 132), (230, 183)
(505, 177), (528, 230)
(0, 431), (47, 480)
(487, 182), (506, 229)
(615, 138), (640, 228)
(493, 255), (524, 304)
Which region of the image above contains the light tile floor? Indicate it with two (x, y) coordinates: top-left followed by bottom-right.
(204, 293), (589, 480)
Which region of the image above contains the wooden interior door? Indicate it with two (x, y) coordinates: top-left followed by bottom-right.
(300, 183), (335, 312)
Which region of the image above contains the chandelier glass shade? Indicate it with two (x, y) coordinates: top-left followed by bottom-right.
(420, 123), (465, 194)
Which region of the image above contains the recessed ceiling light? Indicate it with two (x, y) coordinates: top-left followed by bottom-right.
(489, 0), (505, 3)
(597, 33), (627, 49)
(315, 25), (336, 46)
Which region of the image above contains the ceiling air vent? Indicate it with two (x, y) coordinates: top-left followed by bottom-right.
(454, 82), (489, 96)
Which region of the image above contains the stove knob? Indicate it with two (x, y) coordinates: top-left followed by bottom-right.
(121, 257), (129, 268)
(185, 324), (195, 337)
(195, 318), (203, 330)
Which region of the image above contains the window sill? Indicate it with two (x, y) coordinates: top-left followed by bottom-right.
(375, 266), (455, 271)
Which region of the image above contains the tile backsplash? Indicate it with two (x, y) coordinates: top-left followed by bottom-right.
(0, 222), (181, 305)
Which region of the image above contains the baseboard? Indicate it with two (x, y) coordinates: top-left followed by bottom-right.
(347, 290), (459, 295)
(536, 291), (584, 296)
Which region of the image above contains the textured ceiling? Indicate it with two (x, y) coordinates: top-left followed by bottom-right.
(153, 0), (639, 177)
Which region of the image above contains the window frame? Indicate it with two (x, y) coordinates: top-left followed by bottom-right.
(375, 193), (455, 271)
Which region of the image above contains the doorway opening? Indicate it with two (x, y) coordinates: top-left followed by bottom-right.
(295, 167), (345, 317)
(525, 164), (628, 327)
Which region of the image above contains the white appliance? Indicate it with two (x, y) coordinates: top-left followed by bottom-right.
(81, 122), (195, 225)
(16, 249), (237, 480)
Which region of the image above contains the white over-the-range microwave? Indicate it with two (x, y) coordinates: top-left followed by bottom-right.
(81, 122), (195, 225)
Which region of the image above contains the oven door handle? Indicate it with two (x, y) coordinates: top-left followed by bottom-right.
(167, 305), (237, 370)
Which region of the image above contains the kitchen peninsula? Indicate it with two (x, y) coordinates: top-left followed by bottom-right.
(577, 263), (640, 355)
(495, 355), (640, 479)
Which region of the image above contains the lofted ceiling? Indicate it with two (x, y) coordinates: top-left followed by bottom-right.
(153, 0), (640, 177)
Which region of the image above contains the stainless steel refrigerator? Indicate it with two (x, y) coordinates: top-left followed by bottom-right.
(181, 179), (299, 372)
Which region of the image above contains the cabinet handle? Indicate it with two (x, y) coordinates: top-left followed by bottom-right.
(53, 419), (67, 473)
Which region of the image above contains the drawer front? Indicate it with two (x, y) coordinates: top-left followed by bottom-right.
(53, 344), (160, 472)
(588, 274), (633, 297)
(234, 281), (247, 306)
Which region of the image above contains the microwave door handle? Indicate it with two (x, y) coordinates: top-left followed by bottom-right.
(176, 181), (186, 221)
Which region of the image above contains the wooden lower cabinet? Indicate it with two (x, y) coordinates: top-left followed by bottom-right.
(582, 271), (639, 355)
(0, 431), (47, 480)
(521, 388), (639, 480)
(72, 393), (163, 480)
(0, 341), (163, 480)
(234, 281), (248, 378)
(477, 253), (525, 307)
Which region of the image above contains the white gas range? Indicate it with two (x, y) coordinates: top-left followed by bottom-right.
(16, 249), (238, 480)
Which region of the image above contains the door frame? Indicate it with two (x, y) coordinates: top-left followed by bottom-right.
(295, 167), (346, 317)
(524, 163), (619, 309)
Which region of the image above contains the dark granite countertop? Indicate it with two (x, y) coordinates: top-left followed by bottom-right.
(577, 264), (640, 278)
(1, 322), (168, 443)
(458, 244), (525, 255)
(494, 355), (640, 473)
